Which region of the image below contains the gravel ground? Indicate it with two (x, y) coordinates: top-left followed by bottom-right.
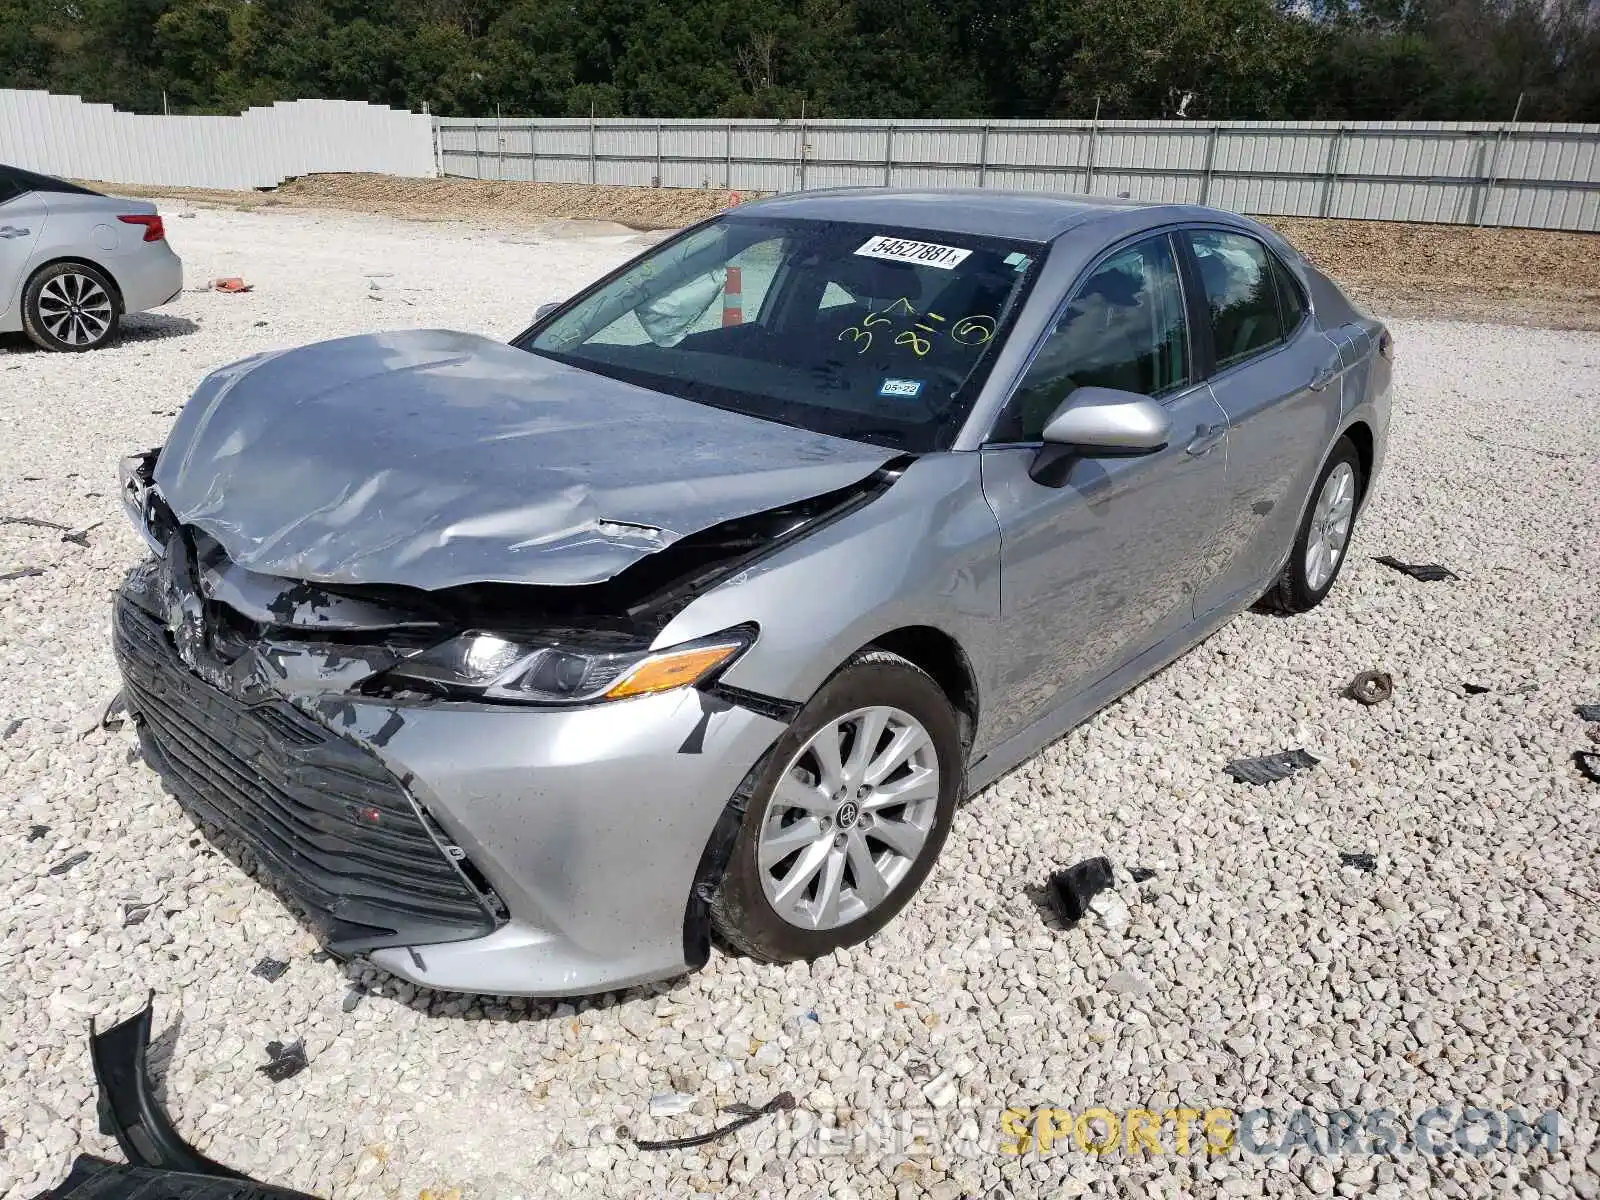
(2, 206), (1599, 1200)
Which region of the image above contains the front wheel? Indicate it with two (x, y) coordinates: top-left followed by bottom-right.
(1261, 436), (1363, 614)
(709, 650), (962, 962)
(23, 261), (121, 352)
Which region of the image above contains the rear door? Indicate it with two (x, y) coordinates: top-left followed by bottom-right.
(979, 232), (1232, 745)
(0, 170), (47, 329)
(1181, 228), (1345, 616)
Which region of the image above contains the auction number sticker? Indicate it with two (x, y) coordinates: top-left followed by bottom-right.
(855, 235), (972, 270)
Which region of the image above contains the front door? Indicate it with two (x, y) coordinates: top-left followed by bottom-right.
(979, 232), (1231, 746)
(0, 188), (46, 328)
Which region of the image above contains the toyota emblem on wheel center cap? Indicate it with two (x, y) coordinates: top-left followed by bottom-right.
(835, 800), (860, 829)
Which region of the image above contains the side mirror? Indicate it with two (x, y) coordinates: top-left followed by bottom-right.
(1040, 387), (1172, 455)
(534, 301), (561, 322)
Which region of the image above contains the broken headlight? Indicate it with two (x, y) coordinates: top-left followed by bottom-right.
(118, 448), (166, 553)
(381, 626), (754, 705)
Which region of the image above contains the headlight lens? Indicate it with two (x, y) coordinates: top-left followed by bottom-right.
(382, 626), (753, 705)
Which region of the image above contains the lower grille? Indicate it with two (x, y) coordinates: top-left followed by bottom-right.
(113, 595), (499, 954)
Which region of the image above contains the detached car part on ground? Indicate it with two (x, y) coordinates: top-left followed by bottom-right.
(0, 164), (183, 351)
(33, 997), (322, 1198)
(112, 188), (1390, 996)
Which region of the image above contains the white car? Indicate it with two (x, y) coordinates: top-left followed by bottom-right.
(0, 164), (183, 351)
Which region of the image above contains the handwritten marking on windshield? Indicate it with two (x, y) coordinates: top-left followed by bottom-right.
(839, 300), (995, 359)
(953, 315), (996, 345)
(839, 326), (874, 354)
(895, 330), (933, 357)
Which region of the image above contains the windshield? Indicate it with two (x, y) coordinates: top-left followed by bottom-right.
(520, 216), (1042, 452)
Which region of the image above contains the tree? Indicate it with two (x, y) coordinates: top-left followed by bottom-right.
(1, 0), (1594, 120)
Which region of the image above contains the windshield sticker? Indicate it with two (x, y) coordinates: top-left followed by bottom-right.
(879, 378), (925, 398)
(855, 236), (972, 270)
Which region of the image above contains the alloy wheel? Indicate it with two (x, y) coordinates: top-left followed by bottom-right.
(1305, 460), (1356, 591)
(758, 705), (940, 931)
(38, 272), (114, 347)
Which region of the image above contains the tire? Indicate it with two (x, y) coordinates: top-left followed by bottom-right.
(1260, 436), (1363, 614)
(710, 649), (963, 963)
(22, 261), (121, 352)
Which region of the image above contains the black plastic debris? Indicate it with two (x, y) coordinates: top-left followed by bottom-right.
(1462, 683), (1491, 696)
(258, 1040), (307, 1082)
(341, 984), (367, 1013)
(28, 823), (50, 842)
(631, 1090), (795, 1151)
(78, 691), (126, 739)
(93, 1002), (246, 1177)
(1345, 670), (1394, 706)
(60, 520), (105, 548)
(251, 958), (290, 983)
(31, 995), (327, 1198)
(1340, 852), (1378, 873)
(1576, 703), (1600, 723)
(1, 515), (69, 531)
(101, 692), (127, 732)
(1373, 556), (1458, 582)
(1225, 749), (1320, 785)
(1129, 867), (1157, 883)
(1, 566), (46, 582)
(32, 1155), (318, 1199)
(3, 717), (27, 739)
(1576, 751), (1600, 785)
(1048, 856), (1115, 922)
(123, 904), (152, 927)
(49, 851), (90, 875)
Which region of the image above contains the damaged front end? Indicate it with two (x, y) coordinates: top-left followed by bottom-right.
(113, 447), (904, 970)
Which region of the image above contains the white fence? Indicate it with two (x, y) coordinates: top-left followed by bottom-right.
(438, 116), (1600, 231)
(3, 91), (1597, 230)
(0, 91), (436, 190)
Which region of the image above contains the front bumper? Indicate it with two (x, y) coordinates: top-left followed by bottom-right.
(313, 686), (786, 996)
(113, 576), (787, 997)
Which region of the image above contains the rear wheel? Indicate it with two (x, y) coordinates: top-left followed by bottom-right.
(23, 262), (121, 352)
(710, 650), (962, 962)
(1261, 436), (1363, 614)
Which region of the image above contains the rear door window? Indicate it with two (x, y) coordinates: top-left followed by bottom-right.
(991, 233), (1190, 442)
(1187, 230), (1287, 370)
(1269, 253), (1307, 332)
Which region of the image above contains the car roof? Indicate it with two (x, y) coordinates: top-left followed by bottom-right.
(726, 187), (1187, 242)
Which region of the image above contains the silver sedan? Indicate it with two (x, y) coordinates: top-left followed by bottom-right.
(0, 164), (183, 351)
(114, 189), (1389, 996)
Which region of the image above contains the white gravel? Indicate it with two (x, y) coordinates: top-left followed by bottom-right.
(3, 204), (1599, 1199)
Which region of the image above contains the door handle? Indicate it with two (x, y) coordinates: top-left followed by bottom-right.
(1308, 362), (1339, 392)
(0, 226), (32, 238)
(1186, 424), (1225, 456)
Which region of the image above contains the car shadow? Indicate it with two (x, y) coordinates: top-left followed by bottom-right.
(337, 958), (684, 1025)
(120, 313), (200, 342)
(1021, 880), (1076, 934)
(0, 313), (198, 354)
(142, 1006), (184, 1111)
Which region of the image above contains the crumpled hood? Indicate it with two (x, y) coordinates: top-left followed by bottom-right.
(155, 329), (896, 590)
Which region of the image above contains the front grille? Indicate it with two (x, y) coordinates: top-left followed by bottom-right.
(113, 595), (499, 954)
